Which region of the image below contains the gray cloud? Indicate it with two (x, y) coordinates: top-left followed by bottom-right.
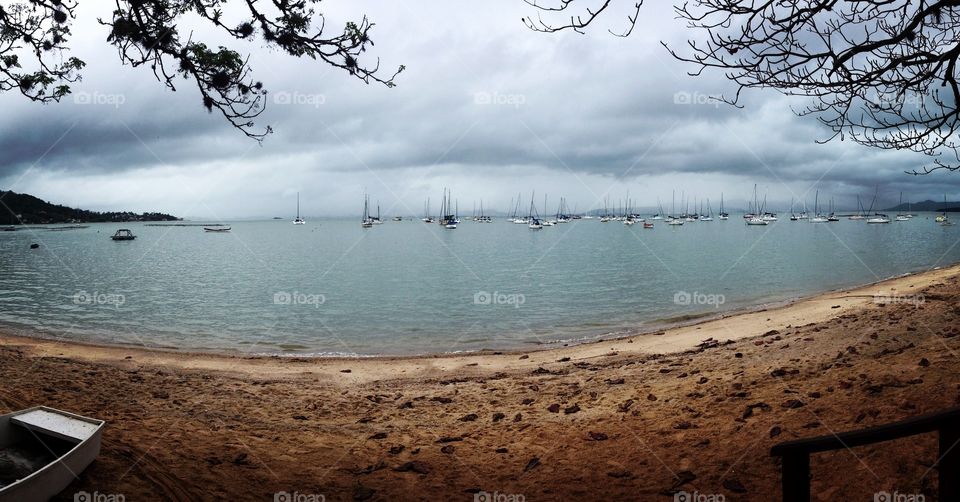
(1, 0), (958, 218)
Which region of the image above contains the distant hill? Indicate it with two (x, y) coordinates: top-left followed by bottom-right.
(884, 200), (960, 212)
(0, 190), (179, 225)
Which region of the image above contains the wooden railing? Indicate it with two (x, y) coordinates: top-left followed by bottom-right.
(770, 406), (960, 502)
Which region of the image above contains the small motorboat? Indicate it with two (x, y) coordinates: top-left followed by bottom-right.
(643, 222), (654, 229)
(203, 226), (231, 232)
(0, 406), (105, 502)
(110, 229), (136, 240)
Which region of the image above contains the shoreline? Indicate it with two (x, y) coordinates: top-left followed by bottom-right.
(3, 261), (958, 499)
(2, 263), (955, 384)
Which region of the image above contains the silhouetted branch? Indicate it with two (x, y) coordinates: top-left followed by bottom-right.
(1, 1), (404, 141)
(524, 0), (960, 173)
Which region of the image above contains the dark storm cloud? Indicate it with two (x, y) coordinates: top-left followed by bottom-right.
(1, 0), (958, 216)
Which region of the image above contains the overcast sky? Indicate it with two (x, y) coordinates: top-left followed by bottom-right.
(1, 0), (958, 219)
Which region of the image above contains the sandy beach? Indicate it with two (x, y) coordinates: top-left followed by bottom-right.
(3, 264), (960, 501)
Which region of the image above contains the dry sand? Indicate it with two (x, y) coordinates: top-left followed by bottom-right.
(2, 264), (960, 501)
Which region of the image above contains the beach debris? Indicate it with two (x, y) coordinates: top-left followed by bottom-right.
(673, 421), (693, 430)
(30, 243), (39, 249)
(564, 404), (581, 414)
(492, 412), (506, 422)
(547, 403), (561, 413)
(587, 431), (608, 441)
(519, 354), (529, 359)
(605, 378), (625, 385)
(770, 368), (788, 377)
(232, 453), (251, 466)
(394, 461), (431, 475)
(782, 399), (805, 409)
(647, 393), (658, 401)
(919, 358), (930, 367)
(808, 391), (822, 399)
(495, 447), (509, 453)
(524, 457), (541, 472)
(292, 414), (308, 420)
(532, 367), (553, 375)
(521, 398), (535, 405)
(437, 436), (464, 443)
(557, 357), (571, 362)
(663, 470), (698, 494)
(459, 413), (478, 422)
(351, 461), (387, 475)
(697, 377), (709, 384)
(440, 445), (456, 454)
(388, 445), (405, 455)
(618, 399), (635, 413)
(723, 479), (748, 494)
(430, 396), (453, 404)
(353, 485), (376, 501)
(340, 369), (351, 373)
(735, 352), (743, 358)
(769, 426), (782, 438)
(369, 432), (389, 440)
(398, 401), (414, 409)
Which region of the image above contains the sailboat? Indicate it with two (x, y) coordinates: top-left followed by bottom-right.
(849, 195), (866, 220)
(865, 188), (890, 223)
(293, 192), (305, 224)
(666, 190), (684, 225)
(361, 194), (375, 228)
(527, 191), (543, 230)
(422, 197), (435, 223)
(542, 194), (556, 226)
(718, 193), (729, 220)
(699, 199), (713, 221)
(895, 192), (909, 221)
(937, 195), (954, 225)
(746, 185), (768, 225)
(810, 190), (829, 222)
(439, 188), (457, 229)
(827, 199), (840, 221)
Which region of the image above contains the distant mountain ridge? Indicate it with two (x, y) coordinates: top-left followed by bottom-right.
(884, 200), (960, 212)
(0, 190), (179, 225)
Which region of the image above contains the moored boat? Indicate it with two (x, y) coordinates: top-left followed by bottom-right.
(110, 229), (136, 240)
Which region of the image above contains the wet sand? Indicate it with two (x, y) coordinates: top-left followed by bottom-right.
(2, 264), (959, 501)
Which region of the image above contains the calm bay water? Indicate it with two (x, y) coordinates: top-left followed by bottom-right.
(1, 216), (958, 356)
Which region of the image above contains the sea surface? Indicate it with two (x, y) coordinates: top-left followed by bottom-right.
(1, 215), (957, 356)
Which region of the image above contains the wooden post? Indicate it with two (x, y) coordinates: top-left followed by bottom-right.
(781, 453), (810, 502)
(939, 427), (960, 500)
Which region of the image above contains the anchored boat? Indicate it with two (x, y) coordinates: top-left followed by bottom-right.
(110, 229), (136, 240)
